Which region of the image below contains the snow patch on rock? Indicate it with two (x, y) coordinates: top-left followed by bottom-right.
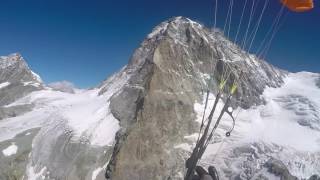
(91, 161), (109, 180)
(31, 71), (43, 83)
(0, 82), (10, 89)
(23, 81), (41, 87)
(2, 143), (18, 156)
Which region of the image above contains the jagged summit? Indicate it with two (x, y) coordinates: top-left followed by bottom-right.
(118, 16), (285, 111)
(0, 53), (26, 69)
(146, 16), (248, 59)
(0, 53), (43, 106)
(0, 52), (42, 83)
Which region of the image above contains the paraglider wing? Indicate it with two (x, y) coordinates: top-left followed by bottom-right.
(281, 0), (314, 12)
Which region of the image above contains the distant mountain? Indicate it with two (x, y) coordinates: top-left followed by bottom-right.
(0, 53), (43, 121)
(0, 53), (42, 83)
(0, 53), (43, 106)
(0, 17), (319, 180)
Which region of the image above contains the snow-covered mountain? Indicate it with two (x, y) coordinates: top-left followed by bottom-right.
(0, 53), (43, 106)
(0, 17), (319, 180)
(0, 53), (44, 121)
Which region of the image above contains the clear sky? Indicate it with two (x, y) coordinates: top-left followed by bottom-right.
(0, 0), (319, 88)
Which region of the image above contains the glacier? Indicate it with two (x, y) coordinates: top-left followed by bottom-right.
(195, 72), (320, 179)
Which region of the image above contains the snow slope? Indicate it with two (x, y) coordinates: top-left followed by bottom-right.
(0, 66), (130, 179)
(240, 72), (320, 152)
(191, 72), (320, 179)
(4, 87), (120, 147)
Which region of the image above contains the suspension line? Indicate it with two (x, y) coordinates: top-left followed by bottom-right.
(248, 0), (270, 52)
(234, 0), (248, 44)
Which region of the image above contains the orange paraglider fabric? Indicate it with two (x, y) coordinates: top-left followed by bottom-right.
(281, 0), (314, 12)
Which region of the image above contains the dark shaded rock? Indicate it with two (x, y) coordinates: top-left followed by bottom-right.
(263, 158), (298, 180)
(0, 82), (41, 106)
(316, 76), (320, 89)
(309, 175), (320, 180)
(110, 86), (145, 128)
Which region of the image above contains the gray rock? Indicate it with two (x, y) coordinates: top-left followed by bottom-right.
(263, 158), (298, 180)
(0, 53), (40, 83)
(0, 104), (34, 120)
(0, 81), (42, 107)
(0, 128), (39, 180)
(0, 53), (43, 106)
(28, 115), (112, 180)
(316, 76), (320, 89)
(309, 175), (320, 180)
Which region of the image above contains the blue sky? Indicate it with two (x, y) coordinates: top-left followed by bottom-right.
(0, 0), (319, 88)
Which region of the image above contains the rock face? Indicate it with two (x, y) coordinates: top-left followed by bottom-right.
(309, 175), (320, 180)
(104, 17), (286, 180)
(263, 158), (298, 180)
(316, 76), (320, 88)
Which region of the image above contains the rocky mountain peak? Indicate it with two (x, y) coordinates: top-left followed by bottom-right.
(145, 16), (242, 56)
(0, 53), (43, 106)
(119, 16), (285, 111)
(0, 53), (42, 84)
(0, 53), (25, 69)
(104, 17), (288, 179)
